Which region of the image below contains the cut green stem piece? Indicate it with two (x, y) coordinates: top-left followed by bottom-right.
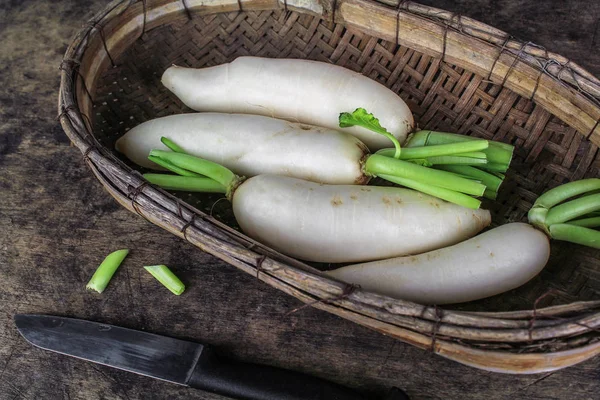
(86, 249), (129, 293)
(161, 137), (185, 153)
(365, 154), (486, 196)
(545, 193), (600, 226)
(144, 265), (185, 295)
(376, 140), (488, 160)
(144, 174), (226, 193)
(378, 174), (481, 209)
(436, 165), (503, 192)
(405, 130), (514, 171)
(566, 217), (600, 228)
(148, 155), (204, 177)
(548, 224), (600, 249)
(476, 163), (511, 172)
(149, 150), (238, 189)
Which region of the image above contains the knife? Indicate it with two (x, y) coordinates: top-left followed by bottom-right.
(14, 314), (409, 400)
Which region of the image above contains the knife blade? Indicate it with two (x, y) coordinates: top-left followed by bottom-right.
(14, 314), (409, 400)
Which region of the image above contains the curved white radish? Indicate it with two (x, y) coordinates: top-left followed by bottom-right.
(231, 175), (491, 263)
(326, 223), (550, 304)
(161, 57), (414, 150)
(116, 113), (370, 185)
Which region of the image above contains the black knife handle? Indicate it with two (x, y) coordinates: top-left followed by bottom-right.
(188, 346), (369, 400)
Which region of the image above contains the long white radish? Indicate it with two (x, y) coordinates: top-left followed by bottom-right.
(326, 223), (550, 304)
(116, 113), (369, 184)
(231, 175), (491, 263)
(161, 57), (414, 150)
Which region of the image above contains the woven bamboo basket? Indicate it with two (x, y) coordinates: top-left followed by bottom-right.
(58, 0), (600, 374)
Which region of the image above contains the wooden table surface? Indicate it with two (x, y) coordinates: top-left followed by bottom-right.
(1, 1), (599, 399)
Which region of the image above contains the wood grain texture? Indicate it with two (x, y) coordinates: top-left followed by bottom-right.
(1, 0), (600, 399)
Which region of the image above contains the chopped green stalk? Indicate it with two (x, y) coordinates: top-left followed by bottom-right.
(86, 249), (129, 293)
(161, 137), (186, 153)
(148, 155), (204, 177)
(378, 174), (481, 209)
(566, 217), (600, 228)
(339, 108), (401, 158)
(436, 165), (503, 192)
(144, 265), (185, 295)
(376, 140), (488, 160)
(365, 154), (486, 196)
(149, 150), (238, 189)
(425, 155), (488, 165)
(544, 193), (600, 226)
(548, 224), (600, 249)
(144, 174), (226, 193)
(405, 130), (514, 171)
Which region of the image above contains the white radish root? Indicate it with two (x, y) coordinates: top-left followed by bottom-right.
(326, 223), (550, 304)
(161, 57), (414, 150)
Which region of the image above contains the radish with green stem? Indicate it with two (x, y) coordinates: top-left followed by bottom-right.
(142, 151), (492, 263)
(326, 178), (600, 304)
(161, 57), (414, 150)
(117, 112), (492, 208)
(326, 223), (550, 304)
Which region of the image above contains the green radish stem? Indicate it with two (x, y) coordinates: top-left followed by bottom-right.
(149, 150), (239, 189)
(531, 178), (600, 209)
(424, 155), (488, 165)
(548, 224), (600, 249)
(86, 249), (129, 293)
(566, 217), (600, 228)
(364, 154), (486, 196)
(483, 189), (497, 200)
(544, 193), (600, 226)
(161, 137), (185, 153)
(528, 179), (600, 249)
(144, 174), (226, 193)
(378, 174), (481, 209)
(436, 165), (503, 193)
(405, 130), (514, 171)
(376, 140), (489, 160)
(148, 155), (204, 177)
(144, 265), (186, 295)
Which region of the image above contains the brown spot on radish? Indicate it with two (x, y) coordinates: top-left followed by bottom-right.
(308, 188), (314, 191)
(395, 197), (403, 204)
(382, 196), (392, 205)
(299, 124), (312, 130)
(350, 194), (358, 200)
(360, 188), (371, 192)
(489, 252), (494, 257)
(331, 195), (343, 206)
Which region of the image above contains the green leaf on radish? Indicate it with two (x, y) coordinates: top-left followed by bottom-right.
(339, 108), (401, 158)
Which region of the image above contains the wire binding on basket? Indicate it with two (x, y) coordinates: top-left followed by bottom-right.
(440, 13), (463, 63)
(139, 0), (147, 39)
(429, 306), (444, 352)
(285, 283), (359, 316)
(60, 58), (95, 105)
(394, 0), (410, 46)
(181, 0), (192, 20)
(255, 254), (267, 279)
(486, 35), (512, 82)
(128, 181), (150, 221)
(500, 40), (530, 87)
(89, 20), (116, 67)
